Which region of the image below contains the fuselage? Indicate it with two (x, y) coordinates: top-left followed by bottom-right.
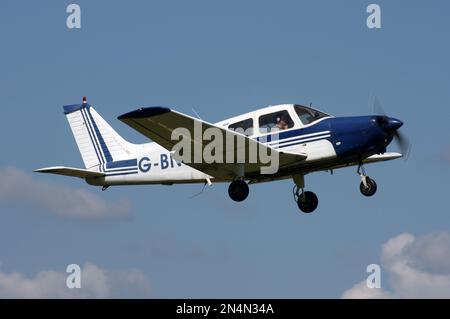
(87, 104), (400, 187)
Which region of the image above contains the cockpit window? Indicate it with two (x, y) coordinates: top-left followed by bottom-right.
(228, 118), (253, 136)
(294, 105), (329, 125)
(259, 110), (294, 133)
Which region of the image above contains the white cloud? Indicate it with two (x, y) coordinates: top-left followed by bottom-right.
(403, 232), (450, 275)
(341, 281), (392, 299)
(0, 167), (132, 220)
(0, 263), (151, 298)
(342, 232), (450, 299)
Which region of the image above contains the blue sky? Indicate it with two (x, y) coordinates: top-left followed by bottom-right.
(0, 1), (449, 298)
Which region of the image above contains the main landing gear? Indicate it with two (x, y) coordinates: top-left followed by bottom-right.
(357, 163), (377, 197)
(292, 175), (318, 213)
(293, 187), (319, 213)
(228, 179), (249, 202)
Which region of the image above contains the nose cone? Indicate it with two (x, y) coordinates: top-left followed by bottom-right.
(387, 117), (403, 131)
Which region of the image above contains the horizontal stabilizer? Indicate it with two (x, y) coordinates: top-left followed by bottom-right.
(34, 166), (105, 179)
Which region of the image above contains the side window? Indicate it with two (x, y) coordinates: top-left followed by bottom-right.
(228, 118), (253, 136)
(259, 110), (294, 133)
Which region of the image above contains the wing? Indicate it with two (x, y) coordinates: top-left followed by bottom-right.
(34, 166), (105, 179)
(118, 107), (307, 179)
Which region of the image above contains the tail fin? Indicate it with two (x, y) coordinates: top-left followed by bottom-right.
(63, 98), (137, 169)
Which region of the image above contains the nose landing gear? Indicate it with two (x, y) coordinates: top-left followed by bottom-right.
(357, 163), (377, 197)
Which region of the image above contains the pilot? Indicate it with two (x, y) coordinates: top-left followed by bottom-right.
(276, 115), (289, 130)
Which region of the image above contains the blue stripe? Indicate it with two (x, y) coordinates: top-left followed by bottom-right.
(86, 108), (113, 163)
(276, 136), (330, 149)
(105, 159), (138, 169)
(272, 132), (330, 147)
(82, 107), (106, 164)
(79, 107), (103, 168)
(256, 118), (332, 143)
(82, 107), (106, 165)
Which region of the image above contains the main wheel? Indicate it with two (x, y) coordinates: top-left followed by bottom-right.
(360, 177), (377, 197)
(228, 180), (249, 202)
(297, 191), (319, 213)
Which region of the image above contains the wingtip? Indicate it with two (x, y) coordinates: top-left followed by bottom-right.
(34, 166), (62, 173)
(118, 107), (171, 121)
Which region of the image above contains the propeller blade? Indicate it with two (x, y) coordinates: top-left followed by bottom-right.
(394, 130), (411, 160)
(373, 96), (386, 116)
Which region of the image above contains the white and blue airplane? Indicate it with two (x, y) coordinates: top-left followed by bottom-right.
(35, 97), (408, 213)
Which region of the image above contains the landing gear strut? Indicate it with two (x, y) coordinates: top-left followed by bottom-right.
(292, 175), (318, 213)
(228, 179), (249, 202)
(357, 163), (377, 197)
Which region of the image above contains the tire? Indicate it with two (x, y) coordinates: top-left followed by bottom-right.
(297, 191), (319, 213)
(228, 180), (249, 202)
(360, 177), (377, 197)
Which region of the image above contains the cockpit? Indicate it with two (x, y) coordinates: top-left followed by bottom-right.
(224, 104), (332, 137)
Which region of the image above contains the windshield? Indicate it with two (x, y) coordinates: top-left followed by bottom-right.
(294, 105), (330, 125)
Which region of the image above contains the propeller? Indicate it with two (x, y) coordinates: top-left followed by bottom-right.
(371, 96), (411, 160)
(394, 129), (411, 160)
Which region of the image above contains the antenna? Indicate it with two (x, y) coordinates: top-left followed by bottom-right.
(192, 107), (202, 120)
(189, 178), (212, 199)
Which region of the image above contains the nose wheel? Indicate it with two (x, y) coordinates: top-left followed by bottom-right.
(293, 185), (318, 213)
(358, 164), (377, 197)
(360, 177), (377, 196)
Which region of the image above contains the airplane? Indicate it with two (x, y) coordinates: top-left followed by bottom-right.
(35, 97), (408, 213)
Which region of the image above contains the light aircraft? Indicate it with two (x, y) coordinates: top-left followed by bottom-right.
(35, 97), (408, 213)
